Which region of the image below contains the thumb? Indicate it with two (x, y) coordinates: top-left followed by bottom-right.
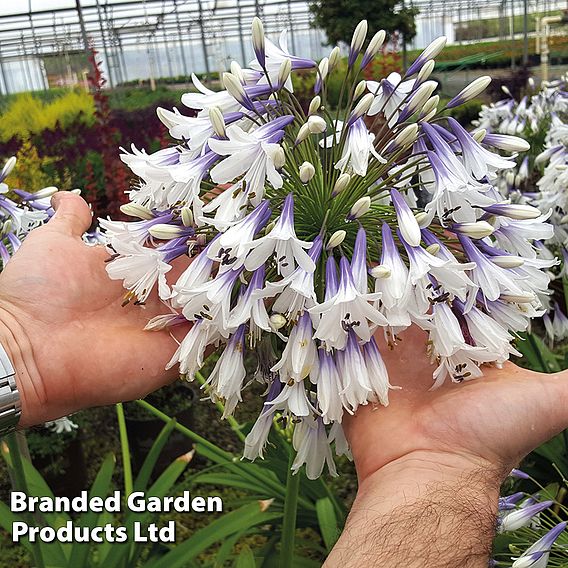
(48, 192), (93, 237)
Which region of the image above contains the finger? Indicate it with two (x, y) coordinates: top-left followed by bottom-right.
(48, 192), (93, 237)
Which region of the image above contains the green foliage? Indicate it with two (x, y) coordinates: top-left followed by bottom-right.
(108, 87), (188, 112)
(5, 139), (63, 190)
(0, 91), (95, 142)
(309, 0), (418, 45)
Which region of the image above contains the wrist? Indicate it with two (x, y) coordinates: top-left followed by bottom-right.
(0, 305), (46, 428)
(326, 451), (501, 568)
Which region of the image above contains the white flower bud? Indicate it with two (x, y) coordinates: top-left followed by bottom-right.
(299, 161), (316, 183)
(273, 146), (286, 169)
(528, 77), (535, 89)
(414, 211), (431, 228)
(120, 203), (154, 220)
(307, 115), (327, 134)
(363, 30), (386, 61)
(420, 94), (440, 117)
(405, 81), (437, 115)
(1, 219), (12, 236)
(351, 92), (374, 120)
(447, 76), (491, 108)
(370, 265), (391, 279)
(505, 171), (516, 186)
(308, 96), (321, 115)
(329, 46), (341, 70)
(181, 207), (194, 227)
(348, 196), (371, 220)
(71, 188), (82, 195)
(278, 58), (292, 86)
(230, 61), (245, 84)
(425, 243), (440, 255)
(34, 186), (59, 199)
(1, 156), (16, 179)
(500, 292), (535, 303)
(252, 17), (265, 63)
(393, 123), (419, 148)
(269, 313), (287, 330)
(350, 20), (368, 62)
(354, 80), (367, 99)
(295, 123), (311, 144)
(326, 230), (346, 250)
(501, 85), (512, 96)
(265, 220), (276, 233)
(453, 221), (495, 239)
(148, 224), (185, 240)
(418, 109), (437, 123)
(223, 72), (247, 103)
(332, 173), (351, 197)
(209, 106), (226, 137)
(491, 255), (525, 268)
(485, 134), (530, 152)
(416, 60), (435, 84)
(472, 129), (487, 143)
(317, 57), (329, 81)
(421, 36), (447, 62)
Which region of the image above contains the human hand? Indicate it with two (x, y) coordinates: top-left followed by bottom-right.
(344, 325), (568, 483)
(0, 192), (188, 428)
(326, 327), (568, 567)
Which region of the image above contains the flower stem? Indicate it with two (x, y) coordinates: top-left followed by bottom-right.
(279, 450), (300, 568)
(116, 403), (133, 496)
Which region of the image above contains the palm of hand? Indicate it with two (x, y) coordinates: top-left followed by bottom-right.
(0, 194), (184, 425)
(345, 326), (568, 481)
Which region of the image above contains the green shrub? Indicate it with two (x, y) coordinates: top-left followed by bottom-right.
(0, 90), (95, 142)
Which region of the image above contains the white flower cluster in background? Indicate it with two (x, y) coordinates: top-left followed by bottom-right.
(475, 78), (568, 344)
(102, 19), (554, 478)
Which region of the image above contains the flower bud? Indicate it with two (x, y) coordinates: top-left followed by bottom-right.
(425, 243), (440, 255)
(347, 196), (371, 220)
(419, 94), (440, 117)
(269, 313), (287, 330)
(230, 61), (245, 83)
(452, 221), (495, 239)
(278, 58), (292, 87)
(33, 186), (59, 199)
(500, 292), (535, 303)
(405, 36), (446, 77)
(418, 109), (437, 123)
(181, 207), (194, 227)
(120, 203), (154, 220)
(307, 114), (327, 134)
(209, 106), (226, 137)
(71, 188), (82, 195)
(308, 96), (321, 115)
(416, 59), (435, 85)
(491, 255), (525, 268)
(348, 92), (374, 125)
(349, 20), (368, 66)
(223, 72), (247, 105)
(148, 224), (185, 240)
(332, 173), (350, 196)
(472, 128), (487, 143)
(0, 156), (16, 181)
(299, 161), (316, 183)
(482, 203), (541, 220)
(273, 146), (286, 169)
(354, 80), (367, 99)
(361, 29), (386, 68)
(295, 123), (311, 144)
(414, 211), (430, 228)
(482, 133), (530, 152)
(370, 265), (391, 279)
(447, 76), (491, 108)
(404, 81), (437, 116)
(392, 123), (419, 149)
(329, 46), (341, 70)
(316, 57), (329, 89)
(326, 230), (346, 250)
(252, 17), (265, 66)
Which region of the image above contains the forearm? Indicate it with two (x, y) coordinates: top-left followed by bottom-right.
(325, 452), (501, 568)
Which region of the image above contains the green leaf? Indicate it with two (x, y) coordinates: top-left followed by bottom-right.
(234, 545), (256, 568)
(315, 497), (339, 552)
(134, 418), (177, 492)
(144, 501), (282, 568)
(191, 472), (270, 495)
(516, 333), (561, 373)
(533, 433), (568, 477)
(67, 453), (116, 567)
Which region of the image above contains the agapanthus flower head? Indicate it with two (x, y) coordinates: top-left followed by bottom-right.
(103, 21), (554, 478)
